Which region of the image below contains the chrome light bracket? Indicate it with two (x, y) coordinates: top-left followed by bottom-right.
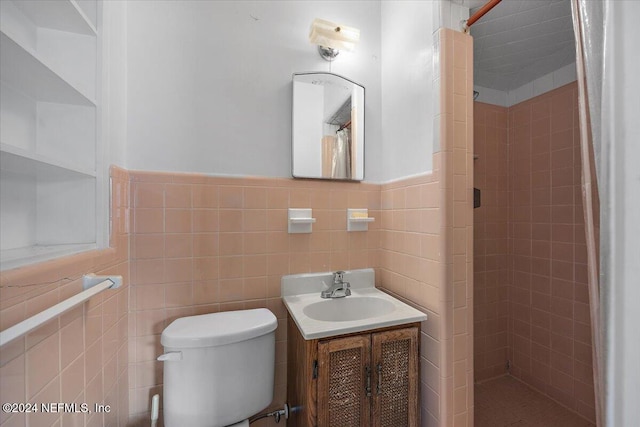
(318, 45), (339, 61)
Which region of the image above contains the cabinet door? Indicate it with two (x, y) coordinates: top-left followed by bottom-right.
(317, 335), (371, 427)
(372, 327), (419, 427)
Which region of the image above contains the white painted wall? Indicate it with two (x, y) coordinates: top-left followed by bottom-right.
(437, 0), (470, 32)
(506, 62), (577, 106)
(605, 1), (640, 424)
(380, 1), (435, 182)
(124, 0), (383, 181)
(102, 0), (127, 168)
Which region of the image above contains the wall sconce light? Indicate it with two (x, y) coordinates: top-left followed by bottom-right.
(309, 18), (360, 62)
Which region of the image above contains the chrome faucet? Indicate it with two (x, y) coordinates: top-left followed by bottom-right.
(321, 271), (351, 298)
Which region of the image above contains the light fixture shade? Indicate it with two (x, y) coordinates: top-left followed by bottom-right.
(309, 18), (360, 52)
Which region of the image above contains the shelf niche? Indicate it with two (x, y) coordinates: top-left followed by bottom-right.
(0, 0), (101, 270)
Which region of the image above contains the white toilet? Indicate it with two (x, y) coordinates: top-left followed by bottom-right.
(158, 308), (277, 427)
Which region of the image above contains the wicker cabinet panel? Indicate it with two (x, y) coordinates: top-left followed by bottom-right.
(317, 335), (371, 427)
(372, 327), (419, 427)
(286, 320), (420, 427)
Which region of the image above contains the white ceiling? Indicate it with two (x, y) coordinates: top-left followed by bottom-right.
(468, 0), (575, 92)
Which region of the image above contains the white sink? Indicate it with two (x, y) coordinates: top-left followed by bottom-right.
(282, 269), (427, 340)
(303, 296), (396, 322)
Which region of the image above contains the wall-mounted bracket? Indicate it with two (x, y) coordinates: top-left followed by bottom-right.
(82, 273), (122, 290)
(288, 208), (316, 234)
(347, 208), (375, 232)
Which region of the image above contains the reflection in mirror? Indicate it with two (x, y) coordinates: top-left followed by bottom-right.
(292, 72), (365, 181)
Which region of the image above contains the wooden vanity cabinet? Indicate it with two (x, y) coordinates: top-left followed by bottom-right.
(287, 318), (420, 427)
(317, 334), (371, 426)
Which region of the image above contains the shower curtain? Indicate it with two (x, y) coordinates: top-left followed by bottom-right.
(332, 129), (351, 179)
(571, 1), (604, 425)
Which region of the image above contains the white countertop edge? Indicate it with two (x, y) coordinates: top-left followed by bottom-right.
(292, 314), (428, 340)
(282, 288), (428, 341)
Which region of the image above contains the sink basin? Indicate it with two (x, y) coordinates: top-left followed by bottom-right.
(303, 296), (395, 322)
(281, 269), (427, 339)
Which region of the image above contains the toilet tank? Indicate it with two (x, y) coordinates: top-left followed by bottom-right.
(160, 309), (277, 427)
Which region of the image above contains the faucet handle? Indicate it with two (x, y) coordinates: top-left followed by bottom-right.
(333, 271), (345, 283)
(344, 281), (351, 296)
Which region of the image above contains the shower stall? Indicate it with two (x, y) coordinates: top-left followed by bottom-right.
(468, 0), (602, 425)
(473, 85), (597, 425)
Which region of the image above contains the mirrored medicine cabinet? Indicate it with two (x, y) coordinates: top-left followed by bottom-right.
(292, 72), (365, 181)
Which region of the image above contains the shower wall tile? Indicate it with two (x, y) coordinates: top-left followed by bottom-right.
(473, 101), (509, 382)
(507, 82), (595, 422)
(474, 82), (595, 424)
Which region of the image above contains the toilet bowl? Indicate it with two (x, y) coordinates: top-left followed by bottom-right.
(158, 308), (277, 427)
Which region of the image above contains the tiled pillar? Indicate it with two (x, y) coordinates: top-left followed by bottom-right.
(434, 28), (474, 427)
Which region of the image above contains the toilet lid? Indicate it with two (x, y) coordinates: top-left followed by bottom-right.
(161, 308), (277, 348)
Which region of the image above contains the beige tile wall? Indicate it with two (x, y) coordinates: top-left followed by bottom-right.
(0, 166), (130, 427)
(127, 128), (478, 427)
(1, 158), (471, 427)
(378, 169), (445, 427)
(126, 172), (380, 425)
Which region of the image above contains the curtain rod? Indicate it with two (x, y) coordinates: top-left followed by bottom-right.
(338, 120), (352, 131)
(463, 0), (503, 31)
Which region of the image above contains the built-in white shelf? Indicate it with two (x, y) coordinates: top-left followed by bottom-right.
(0, 161), (97, 271)
(0, 32), (96, 107)
(0, 0), (101, 271)
(1, 143), (96, 178)
(11, 0), (97, 36)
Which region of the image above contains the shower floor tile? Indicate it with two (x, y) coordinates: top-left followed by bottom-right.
(474, 375), (594, 427)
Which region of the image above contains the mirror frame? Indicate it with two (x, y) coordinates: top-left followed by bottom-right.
(291, 71), (366, 181)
